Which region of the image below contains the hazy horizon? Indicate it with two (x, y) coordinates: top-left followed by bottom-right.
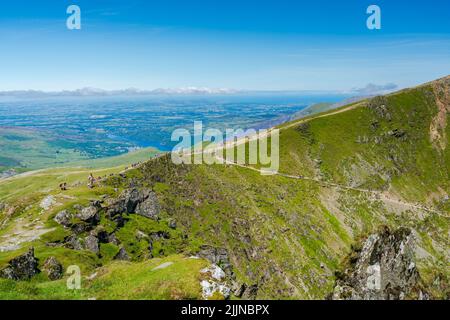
(1, 0), (449, 92)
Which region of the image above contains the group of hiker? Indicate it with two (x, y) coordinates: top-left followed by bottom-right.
(88, 173), (104, 189)
(124, 161), (143, 171)
(59, 172), (103, 191)
(59, 158), (147, 192)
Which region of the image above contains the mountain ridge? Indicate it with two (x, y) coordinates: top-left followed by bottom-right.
(0, 76), (448, 299)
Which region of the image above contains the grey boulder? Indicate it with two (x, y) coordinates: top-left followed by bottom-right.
(0, 248), (40, 280)
(76, 206), (100, 223)
(43, 256), (63, 281)
(84, 235), (99, 255)
(135, 191), (160, 220)
(54, 210), (72, 227)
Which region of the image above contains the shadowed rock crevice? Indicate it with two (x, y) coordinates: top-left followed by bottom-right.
(331, 227), (428, 300)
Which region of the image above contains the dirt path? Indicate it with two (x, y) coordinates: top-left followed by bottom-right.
(135, 101), (446, 216)
(0, 218), (55, 252)
(215, 155), (445, 216)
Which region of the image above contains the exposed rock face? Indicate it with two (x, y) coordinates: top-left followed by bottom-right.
(196, 245), (256, 299)
(229, 282), (258, 299)
(430, 77), (450, 150)
(135, 191), (160, 220)
(114, 247), (131, 261)
(0, 248), (40, 280)
(106, 188), (160, 220)
(150, 231), (170, 241)
(241, 284), (259, 300)
(71, 221), (93, 235)
(332, 227), (426, 300)
(76, 206), (100, 223)
(43, 256), (63, 280)
(91, 226), (109, 244)
(231, 282), (247, 298)
(368, 96), (392, 121)
(200, 265), (231, 300)
(61, 229), (119, 253)
(108, 233), (121, 245)
(84, 235), (99, 255)
(64, 235), (83, 250)
(106, 188), (142, 216)
(122, 188), (143, 213)
(198, 245), (233, 277)
(0, 266), (16, 279)
(54, 210), (72, 227)
(54, 203), (102, 236)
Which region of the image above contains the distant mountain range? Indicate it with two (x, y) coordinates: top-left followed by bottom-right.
(0, 87), (241, 98)
(0, 83), (399, 98)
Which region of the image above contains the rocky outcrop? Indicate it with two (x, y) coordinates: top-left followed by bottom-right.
(368, 96), (392, 121)
(135, 191), (160, 220)
(200, 264), (231, 300)
(331, 227), (427, 300)
(114, 247), (131, 261)
(71, 221), (93, 235)
(91, 226), (109, 244)
(76, 206), (100, 224)
(196, 245), (258, 299)
(43, 256), (63, 280)
(106, 188), (160, 220)
(108, 233), (121, 245)
(84, 235), (99, 255)
(55, 202), (101, 233)
(198, 245), (233, 277)
(150, 231), (170, 241)
(51, 188), (161, 258)
(0, 248), (40, 280)
(54, 210), (72, 227)
(230, 282), (259, 299)
(64, 235), (83, 250)
(241, 284), (259, 300)
(430, 76), (450, 150)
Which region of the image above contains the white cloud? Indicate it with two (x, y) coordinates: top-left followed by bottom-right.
(351, 83), (398, 95)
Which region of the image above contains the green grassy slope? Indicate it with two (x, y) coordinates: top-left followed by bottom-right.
(0, 147), (159, 203)
(290, 102), (334, 119)
(0, 76), (448, 299)
(0, 255), (209, 300)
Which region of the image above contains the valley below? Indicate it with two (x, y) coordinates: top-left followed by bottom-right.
(0, 77), (448, 300)
(0, 93), (345, 177)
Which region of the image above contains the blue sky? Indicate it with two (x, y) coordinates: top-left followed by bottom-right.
(0, 0), (449, 91)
